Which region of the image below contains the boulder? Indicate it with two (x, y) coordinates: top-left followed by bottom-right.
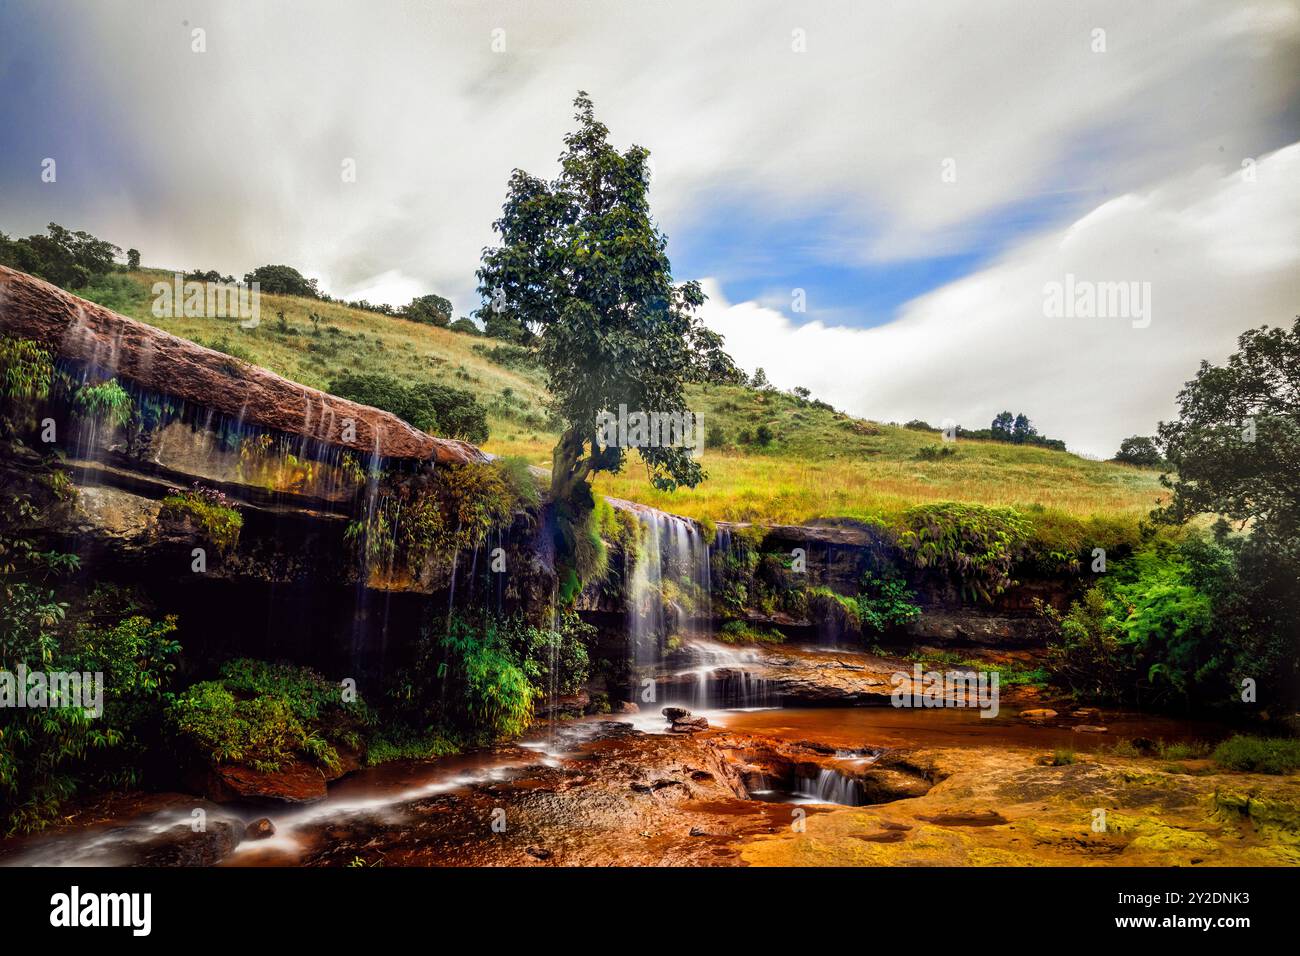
(662, 707), (691, 721)
(245, 818), (277, 840)
(1019, 708), (1058, 725)
(669, 716), (710, 734)
(189, 760), (328, 804)
(0, 265), (485, 464)
(1072, 725), (1109, 734)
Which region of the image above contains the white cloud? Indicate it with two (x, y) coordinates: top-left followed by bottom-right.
(11, 0), (1297, 307)
(701, 144), (1300, 458)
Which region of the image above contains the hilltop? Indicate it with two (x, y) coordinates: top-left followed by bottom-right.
(75, 268), (1166, 529)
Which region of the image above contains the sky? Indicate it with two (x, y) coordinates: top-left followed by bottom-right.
(1, 0), (1298, 456)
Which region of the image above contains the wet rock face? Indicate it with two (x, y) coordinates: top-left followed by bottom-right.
(188, 760), (329, 805)
(0, 265), (485, 465)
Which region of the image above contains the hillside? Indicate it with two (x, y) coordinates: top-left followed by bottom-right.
(76, 269), (1166, 527)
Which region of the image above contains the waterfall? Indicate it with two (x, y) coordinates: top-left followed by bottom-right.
(795, 768), (866, 806)
(623, 502), (710, 671)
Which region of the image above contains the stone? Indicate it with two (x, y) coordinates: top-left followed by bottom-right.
(662, 707), (690, 721)
(190, 760), (328, 804)
(1072, 724), (1109, 734)
(614, 701), (640, 714)
(669, 716), (709, 734)
(0, 265), (485, 464)
(1019, 709), (1058, 724)
(245, 818), (276, 840)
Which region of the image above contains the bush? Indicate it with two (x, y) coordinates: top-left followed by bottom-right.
(718, 620), (785, 645)
(328, 372), (489, 444)
(855, 571), (920, 634)
(1212, 736), (1300, 775)
(165, 659), (373, 774)
(242, 264), (319, 297)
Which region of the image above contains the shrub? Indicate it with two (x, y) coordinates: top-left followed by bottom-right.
(165, 659), (373, 774)
(72, 378), (133, 429)
(855, 571), (920, 634)
(328, 372), (489, 444)
(1211, 736), (1300, 775)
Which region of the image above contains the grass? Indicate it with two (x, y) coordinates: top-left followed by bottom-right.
(78, 269), (1168, 528)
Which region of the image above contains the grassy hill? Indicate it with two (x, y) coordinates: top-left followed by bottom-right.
(76, 269), (1167, 528)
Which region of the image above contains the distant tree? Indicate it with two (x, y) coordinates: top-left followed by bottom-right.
(792, 386), (811, 400)
(1012, 413), (1037, 444)
(126, 248), (141, 271)
(405, 293), (453, 327)
(903, 419), (935, 431)
(990, 411), (1014, 440)
(1114, 435), (1164, 467)
(448, 317), (481, 335)
(686, 326), (746, 385)
(0, 222), (120, 288)
(328, 373), (489, 444)
(243, 264), (319, 298)
(750, 367), (770, 390)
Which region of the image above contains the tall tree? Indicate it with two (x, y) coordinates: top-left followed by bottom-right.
(477, 93), (715, 517)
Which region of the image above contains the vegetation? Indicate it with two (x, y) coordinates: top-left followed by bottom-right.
(165, 659), (373, 774)
(1211, 735), (1300, 775)
(328, 371), (489, 444)
(475, 92), (741, 595)
(0, 222), (120, 289)
(159, 484), (243, 553)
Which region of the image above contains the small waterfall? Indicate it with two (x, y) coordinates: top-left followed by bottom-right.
(673, 641), (775, 710)
(794, 768), (866, 806)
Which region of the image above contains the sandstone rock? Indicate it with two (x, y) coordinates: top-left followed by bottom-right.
(613, 701), (641, 714)
(662, 707), (691, 721)
(1072, 724), (1109, 734)
(190, 760), (328, 804)
(669, 716), (709, 734)
(0, 265), (486, 464)
(1019, 708), (1058, 724)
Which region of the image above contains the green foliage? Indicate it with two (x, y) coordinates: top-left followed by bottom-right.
(477, 90), (726, 505)
(898, 502), (1031, 602)
(0, 336), (54, 403)
(0, 223), (120, 289)
(72, 378), (132, 429)
(165, 659), (372, 774)
(436, 616), (538, 743)
(448, 317), (481, 335)
(328, 371), (489, 444)
(855, 571), (920, 634)
(159, 484), (243, 552)
(242, 264), (320, 298)
(1156, 316), (1299, 538)
(1211, 735), (1300, 775)
(1114, 435), (1164, 467)
(404, 293), (453, 327)
(0, 499), (180, 834)
(718, 620), (785, 645)
(1051, 750), (1077, 766)
(1040, 533), (1294, 711)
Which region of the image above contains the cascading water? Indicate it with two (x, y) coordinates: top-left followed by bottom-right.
(794, 768), (866, 806)
(621, 502), (775, 712)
